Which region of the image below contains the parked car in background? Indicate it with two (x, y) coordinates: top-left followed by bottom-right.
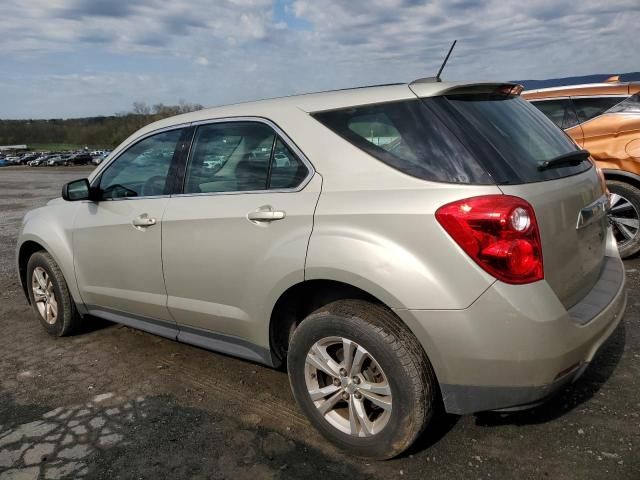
(67, 152), (93, 165)
(18, 80), (626, 459)
(17, 153), (38, 165)
(46, 156), (71, 166)
(523, 77), (640, 257)
(0, 159), (10, 167)
(28, 157), (46, 167)
(91, 151), (111, 165)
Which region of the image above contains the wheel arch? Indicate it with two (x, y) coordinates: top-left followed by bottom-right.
(17, 240), (47, 303)
(267, 278), (443, 388)
(602, 169), (640, 190)
(269, 279), (382, 366)
(17, 233), (84, 312)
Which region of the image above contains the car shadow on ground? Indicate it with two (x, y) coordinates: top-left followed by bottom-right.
(0, 391), (367, 479)
(473, 319), (626, 428)
(73, 315), (114, 335)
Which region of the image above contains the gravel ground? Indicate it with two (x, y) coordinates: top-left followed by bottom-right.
(0, 166), (638, 480)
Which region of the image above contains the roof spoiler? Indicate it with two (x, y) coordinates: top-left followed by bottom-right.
(409, 81), (524, 98)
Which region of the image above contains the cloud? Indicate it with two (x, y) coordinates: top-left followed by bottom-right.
(0, 0), (638, 118)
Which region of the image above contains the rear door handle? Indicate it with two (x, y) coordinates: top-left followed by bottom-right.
(132, 214), (157, 228)
(247, 207), (286, 223)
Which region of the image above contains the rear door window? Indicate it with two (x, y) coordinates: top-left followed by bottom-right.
(572, 97), (626, 123)
(531, 99), (579, 129)
(184, 122), (274, 193)
(183, 121), (309, 194)
(313, 100), (492, 184)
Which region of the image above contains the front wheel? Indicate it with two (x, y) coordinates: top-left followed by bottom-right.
(287, 300), (436, 459)
(607, 180), (640, 258)
(26, 251), (81, 336)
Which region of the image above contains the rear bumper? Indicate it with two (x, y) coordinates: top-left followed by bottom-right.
(395, 253), (626, 415)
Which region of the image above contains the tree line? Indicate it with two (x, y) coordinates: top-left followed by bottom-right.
(0, 101), (203, 148)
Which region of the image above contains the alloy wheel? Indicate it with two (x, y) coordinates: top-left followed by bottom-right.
(31, 267), (58, 324)
(304, 336), (392, 437)
(609, 193), (640, 248)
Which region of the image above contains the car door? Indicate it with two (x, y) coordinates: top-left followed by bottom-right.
(73, 127), (188, 336)
(161, 119), (320, 359)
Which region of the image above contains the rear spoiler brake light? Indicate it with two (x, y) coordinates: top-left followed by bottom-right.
(437, 83), (524, 96)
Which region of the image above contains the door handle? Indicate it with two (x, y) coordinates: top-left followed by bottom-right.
(132, 214), (157, 228)
(247, 207), (286, 223)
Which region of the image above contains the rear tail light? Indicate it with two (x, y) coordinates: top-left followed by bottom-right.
(436, 195), (543, 284)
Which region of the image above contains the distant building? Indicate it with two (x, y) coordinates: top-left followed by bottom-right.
(0, 145), (28, 152)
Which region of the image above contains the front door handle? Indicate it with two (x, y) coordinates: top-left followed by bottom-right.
(132, 214), (157, 228)
(247, 207), (286, 223)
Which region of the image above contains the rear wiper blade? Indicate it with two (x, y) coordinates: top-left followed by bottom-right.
(537, 149), (590, 171)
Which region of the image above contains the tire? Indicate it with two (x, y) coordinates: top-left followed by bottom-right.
(287, 299), (436, 459)
(607, 180), (640, 258)
(26, 251), (81, 336)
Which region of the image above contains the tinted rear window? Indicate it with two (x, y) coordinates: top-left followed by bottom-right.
(427, 95), (591, 184)
(312, 100), (492, 184)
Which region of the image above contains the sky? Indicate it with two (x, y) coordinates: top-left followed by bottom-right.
(1, 0), (639, 119)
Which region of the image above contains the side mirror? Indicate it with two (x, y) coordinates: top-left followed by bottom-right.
(62, 178), (94, 201)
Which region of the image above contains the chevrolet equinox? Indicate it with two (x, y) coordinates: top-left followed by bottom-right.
(17, 80), (627, 459)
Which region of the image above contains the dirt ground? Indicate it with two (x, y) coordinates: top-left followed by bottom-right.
(0, 166), (638, 480)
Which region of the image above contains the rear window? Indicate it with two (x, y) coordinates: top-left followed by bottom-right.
(312, 100), (492, 184)
(427, 95), (591, 184)
(314, 96), (591, 185)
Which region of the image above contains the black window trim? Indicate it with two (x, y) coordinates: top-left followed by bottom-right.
(173, 116), (315, 197)
(90, 124), (189, 201)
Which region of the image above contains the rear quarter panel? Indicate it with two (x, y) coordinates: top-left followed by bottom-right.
(306, 183), (501, 310)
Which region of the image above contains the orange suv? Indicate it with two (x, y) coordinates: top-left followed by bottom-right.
(523, 77), (640, 257)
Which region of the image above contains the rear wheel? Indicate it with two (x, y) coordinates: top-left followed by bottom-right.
(26, 251), (81, 336)
(287, 300), (435, 459)
(607, 180), (640, 258)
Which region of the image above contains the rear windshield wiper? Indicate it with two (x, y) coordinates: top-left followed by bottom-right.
(537, 149), (590, 171)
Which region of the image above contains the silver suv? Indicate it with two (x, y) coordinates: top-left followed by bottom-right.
(17, 81), (627, 459)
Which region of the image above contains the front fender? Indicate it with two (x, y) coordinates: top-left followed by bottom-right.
(17, 202), (85, 311)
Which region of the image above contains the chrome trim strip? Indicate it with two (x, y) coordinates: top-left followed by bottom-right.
(576, 194), (609, 230)
(567, 94), (627, 100)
